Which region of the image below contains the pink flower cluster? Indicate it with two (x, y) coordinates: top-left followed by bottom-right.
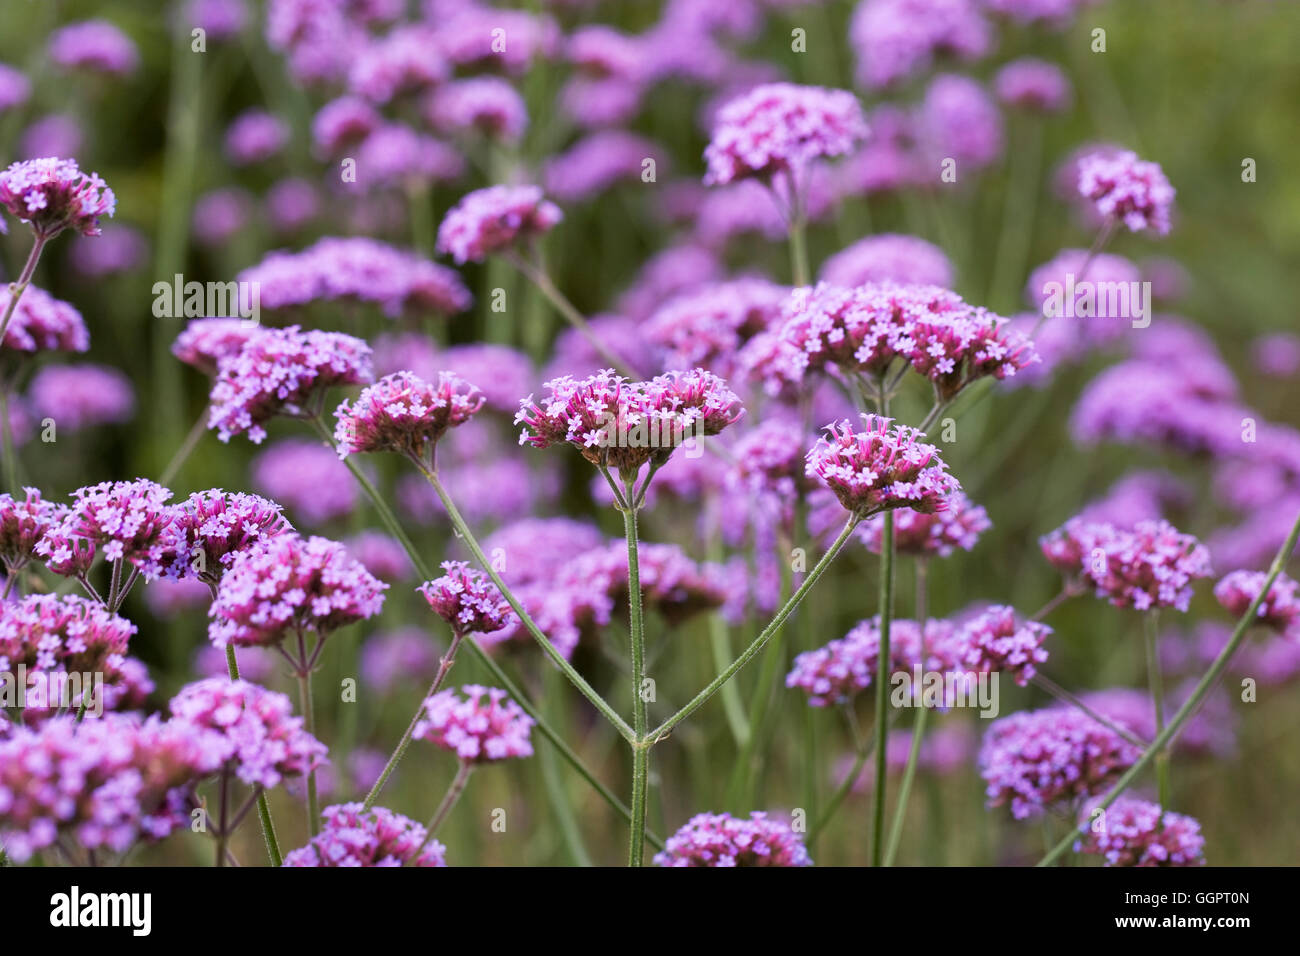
(777, 282), (1036, 398)
(1074, 797), (1205, 867)
(163, 489), (292, 584)
(171, 319), (259, 376)
(42, 480), (179, 581)
(168, 678), (327, 790)
(653, 811), (812, 867)
(786, 616), (954, 706)
(282, 803), (447, 867)
(0, 487), (56, 572)
(0, 714), (217, 862)
(238, 237), (472, 319)
(1077, 150), (1175, 236)
(208, 325), (373, 443)
(643, 278), (789, 378)
(858, 489), (990, 557)
(948, 605), (1050, 686)
(414, 684), (535, 763)
(418, 561), (515, 637)
(979, 707), (1142, 819)
(0, 594), (135, 702)
(1214, 570), (1300, 640)
(0, 157), (115, 238)
(806, 415), (960, 518)
(1042, 519), (1213, 612)
(703, 83), (867, 187)
(435, 185), (562, 265)
(516, 368), (744, 472)
(0, 285), (88, 354)
(208, 534), (387, 652)
(332, 371), (484, 464)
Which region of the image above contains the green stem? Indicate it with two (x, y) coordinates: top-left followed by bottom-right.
(807, 707), (876, 846)
(1143, 610), (1171, 811)
(788, 214), (810, 287)
(649, 515), (861, 743)
(988, 119), (1043, 312)
(623, 503), (649, 867)
(883, 559), (927, 866)
(224, 642), (282, 866)
(0, 388), (19, 494)
(296, 669), (319, 836)
(406, 762), (473, 865)
(870, 510), (895, 866)
(1036, 507), (1300, 866)
(362, 631), (464, 810)
(424, 466), (634, 741)
(159, 403), (209, 487)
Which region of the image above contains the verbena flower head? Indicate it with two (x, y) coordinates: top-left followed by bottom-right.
(239, 237), (472, 319)
(0, 713), (217, 862)
(0, 157), (115, 238)
(359, 628), (437, 692)
(162, 489), (291, 584)
(224, 109), (289, 165)
(345, 531), (412, 583)
(332, 371), (484, 466)
(282, 803), (447, 867)
(858, 489), (990, 557)
(995, 57), (1071, 113)
(48, 20), (139, 76)
(482, 518), (605, 588)
(979, 707), (1142, 819)
(252, 439), (356, 525)
(171, 318), (259, 376)
(806, 414), (960, 518)
(544, 130), (665, 204)
(0, 594), (136, 711)
(1074, 796), (1205, 867)
(819, 233), (953, 289)
(849, 0), (991, 90)
(350, 124), (464, 191)
(436, 185), (563, 265)
(208, 325), (373, 443)
(654, 811), (812, 867)
(0, 487), (57, 572)
(1077, 149), (1175, 236)
(208, 534), (387, 653)
(28, 363), (135, 431)
(516, 368), (743, 473)
(312, 96), (380, 155)
(60, 480), (180, 580)
(1080, 519), (1213, 613)
(786, 616), (954, 706)
(644, 278), (789, 378)
(947, 605), (1050, 685)
(1214, 569), (1300, 640)
(168, 678), (327, 789)
(0, 63), (31, 115)
(31, 505), (95, 578)
(428, 77), (528, 143)
(703, 83), (867, 188)
(418, 561), (515, 636)
(0, 285), (88, 356)
(414, 684), (535, 763)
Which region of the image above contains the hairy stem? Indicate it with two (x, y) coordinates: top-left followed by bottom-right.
(883, 559), (927, 866)
(1143, 610), (1171, 811)
(623, 503), (649, 867)
(296, 668), (319, 836)
(407, 762), (473, 865)
(870, 509), (895, 867)
(224, 643), (282, 865)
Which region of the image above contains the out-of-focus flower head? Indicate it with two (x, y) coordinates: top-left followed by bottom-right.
(995, 58), (1072, 113)
(786, 616), (955, 706)
(252, 439), (357, 526)
(350, 123), (465, 191)
(427, 77), (528, 143)
(849, 0), (990, 89)
(436, 185), (562, 265)
(1075, 796), (1205, 866)
(654, 811), (812, 867)
(858, 489), (990, 557)
(345, 531), (411, 583)
(48, 20), (139, 76)
(0, 157), (115, 238)
(69, 224), (148, 277)
(644, 277), (789, 379)
(224, 109), (290, 165)
(545, 131), (666, 204)
(28, 363), (134, 432)
(414, 684), (535, 763)
(916, 73), (1003, 172)
(820, 234), (953, 289)
(1078, 149), (1175, 236)
(347, 25), (448, 103)
(1214, 569), (1300, 640)
(0, 285), (88, 356)
(0, 63), (31, 115)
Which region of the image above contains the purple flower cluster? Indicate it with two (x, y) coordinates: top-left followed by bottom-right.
(0, 285), (88, 355)
(0, 488), (56, 572)
(0, 157), (115, 238)
(163, 489), (291, 584)
(418, 561), (514, 637)
(282, 803), (446, 867)
(1077, 150), (1175, 236)
(1074, 797), (1205, 867)
(208, 534), (387, 653)
(171, 318), (259, 376)
(0, 594), (136, 707)
(168, 678), (327, 789)
(979, 707), (1142, 819)
(208, 325), (373, 443)
(252, 439), (357, 525)
(414, 684), (535, 763)
(819, 234), (954, 289)
(238, 237), (472, 318)
(224, 109), (289, 165)
(436, 185), (562, 265)
(643, 277), (789, 378)
(545, 131), (665, 203)
(48, 20), (139, 76)
(948, 605), (1050, 686)
(516, 368), (744, 472)
(806, 415), (960, 518)
(28, 363), (134, 431)
(995, 58), (1072, 113)
(1214, 570), (1300, 639)
(849, 0), (990, 89)
(333, 371), (484, 465)
(654, 811), (812, 867)
(703, 83), (867, 188)
(39, 480), (179, 581)
(786, 616), (954, 706)
(428, 77), (528, 142)
(858, 489), (990, 557)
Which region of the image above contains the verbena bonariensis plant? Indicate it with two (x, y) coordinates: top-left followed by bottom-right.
(0, 1), (1296, 873)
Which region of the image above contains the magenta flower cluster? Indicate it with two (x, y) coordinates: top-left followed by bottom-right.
(1213, 570), (1300, 640)
(1077, 149), (1175, 236)
(0, 157), (115, 238)
(333, 370), (484, 464)
(282, 803), (447, 867)
(858, 489), (990, 557)
(1074, 796), (1205, 867)
(435, 185), (562, 265)
(414, 684), (535, 763)
(653, 811), (812, 867)
(418, 561), (515, 637)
